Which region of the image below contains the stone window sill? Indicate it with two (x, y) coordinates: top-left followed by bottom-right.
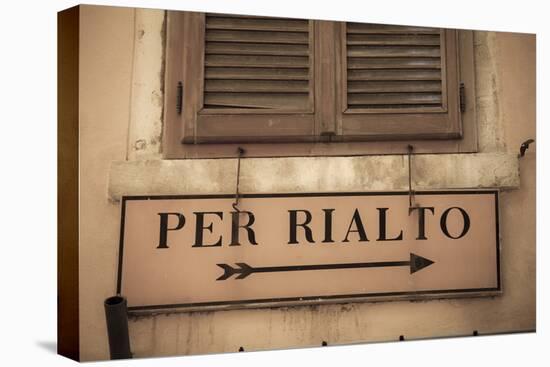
(108, 153), (519, 202)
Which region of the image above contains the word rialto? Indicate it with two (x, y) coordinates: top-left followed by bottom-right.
(156, 206), (471, 248)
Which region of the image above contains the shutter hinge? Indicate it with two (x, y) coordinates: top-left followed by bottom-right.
(176, 81), (183, 115)
(459, 83), (466, 113)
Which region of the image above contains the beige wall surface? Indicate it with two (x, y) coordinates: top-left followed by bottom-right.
(78, 5), (134, 360)
(77, 6), (536, 361)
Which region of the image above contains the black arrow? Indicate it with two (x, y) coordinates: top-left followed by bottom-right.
(216, 253), (434, 281)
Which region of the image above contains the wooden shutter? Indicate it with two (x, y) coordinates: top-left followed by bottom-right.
(178, 13), (316, 143)
(165, 12), (475, 155)
(336, 23), (462, 141)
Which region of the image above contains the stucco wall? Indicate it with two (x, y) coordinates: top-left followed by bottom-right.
(79, 5), (135, 360)
(78, 5), (536, 361)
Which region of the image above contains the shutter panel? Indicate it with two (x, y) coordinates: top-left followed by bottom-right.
(345, 23), (444, 111)
(337, 23), (461, 141)
(203, 14), (312, 110)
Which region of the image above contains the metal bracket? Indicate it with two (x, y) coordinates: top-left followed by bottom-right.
(407, 145), (418, 213)
(518, 139), (534, 158)
(232, 147), (245, 213)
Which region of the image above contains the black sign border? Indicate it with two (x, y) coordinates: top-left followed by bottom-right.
(116, 190), (500, 313)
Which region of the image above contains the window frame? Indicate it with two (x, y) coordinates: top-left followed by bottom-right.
(163, 11), (477, 159)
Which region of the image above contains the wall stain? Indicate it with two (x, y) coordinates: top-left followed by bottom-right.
(151, 90), (163, 108)
(151, 316), (157, 356)
(175, 315), (180, 355)
(149, 136), (160, 146)
(184, 313), (192, 355)
(134, 139), (146, 151)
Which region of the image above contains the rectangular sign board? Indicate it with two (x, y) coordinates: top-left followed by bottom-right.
(117, 191), (500, 312)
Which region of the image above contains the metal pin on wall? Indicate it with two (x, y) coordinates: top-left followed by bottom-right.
(232, 147), (245, 214)
(518, 139), (534, 158)
(407, 145), (418, 213)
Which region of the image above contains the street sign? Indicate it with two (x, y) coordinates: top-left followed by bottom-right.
(117, 191), (500, 313)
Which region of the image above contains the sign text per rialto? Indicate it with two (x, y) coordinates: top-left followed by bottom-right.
(156, 206), (471, 249)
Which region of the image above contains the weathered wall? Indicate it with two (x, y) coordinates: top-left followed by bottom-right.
(495, 32), (536, 329)
(78, 5), (536, 361)
(78, 5), (135, 360)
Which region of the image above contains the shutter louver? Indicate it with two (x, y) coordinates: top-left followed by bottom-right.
(204, 14), (312, 110)
(346, 23), (445, 110)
